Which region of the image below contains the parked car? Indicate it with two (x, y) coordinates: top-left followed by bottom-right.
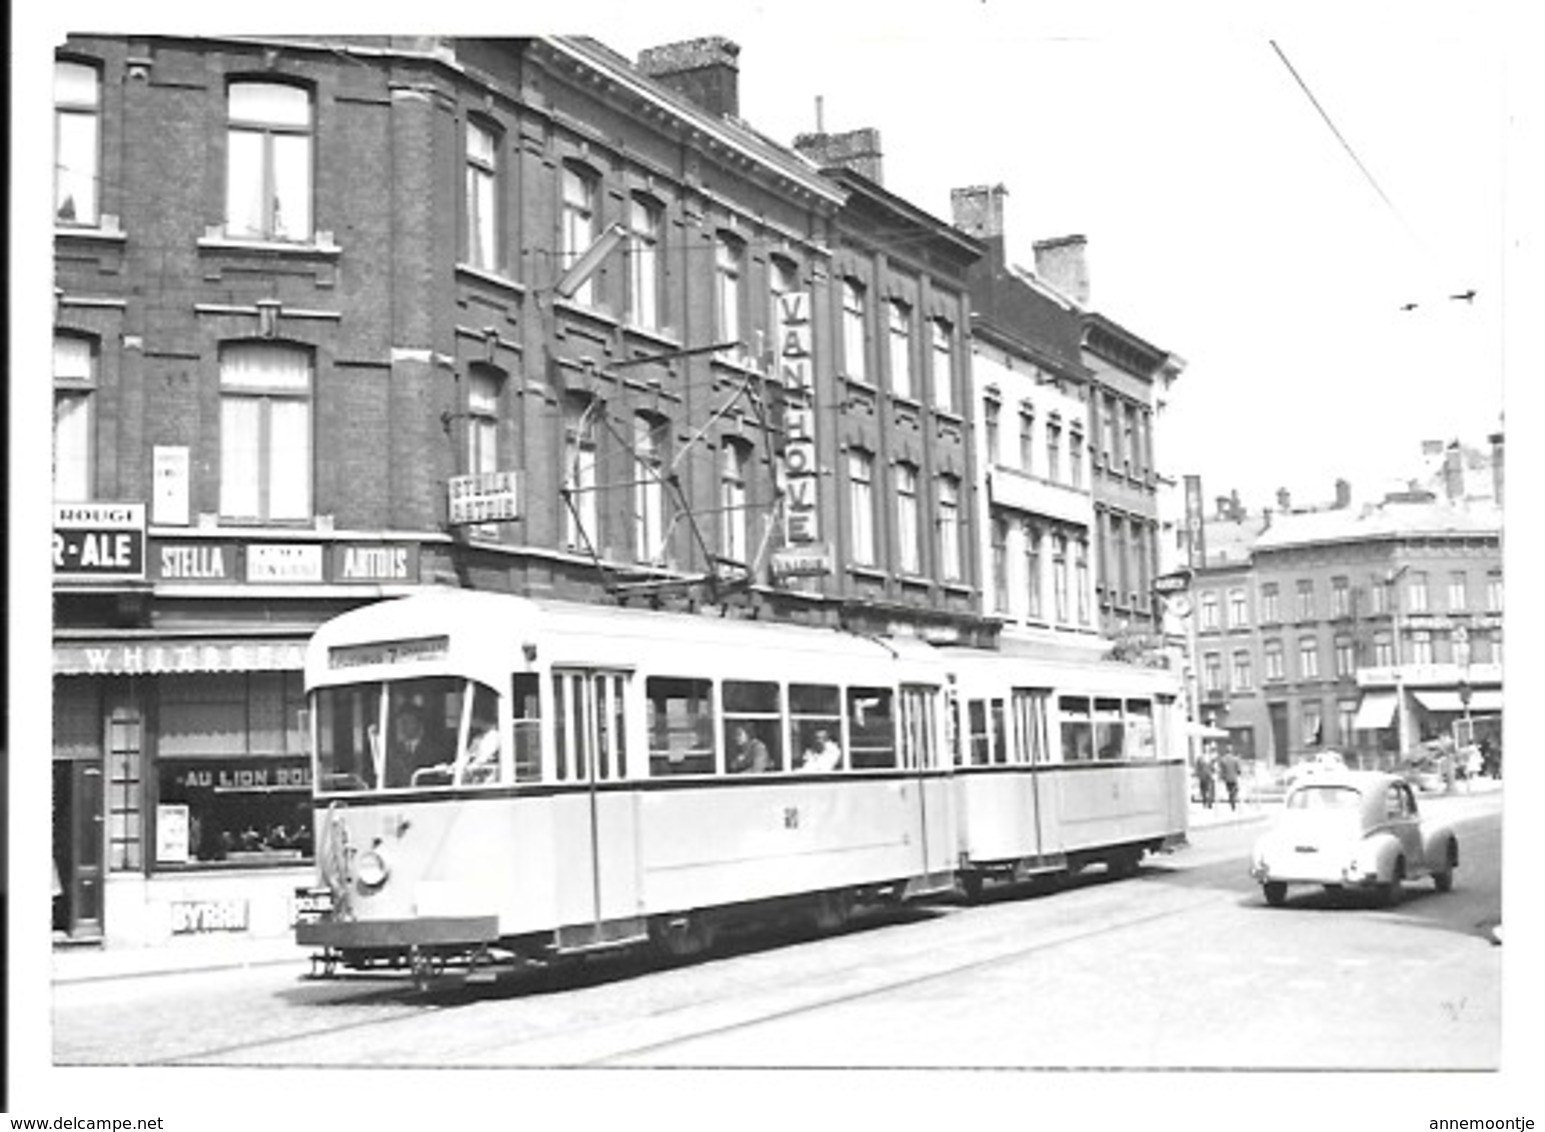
(1249, 771), (1458, 907)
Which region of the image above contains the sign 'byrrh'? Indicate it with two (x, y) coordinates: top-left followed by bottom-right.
(776, 291), (823, 561)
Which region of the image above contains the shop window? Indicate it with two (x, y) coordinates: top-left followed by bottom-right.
(846, 686), (895, 769)
(155, 672), (312, 868)
(647, 676), (714, 776)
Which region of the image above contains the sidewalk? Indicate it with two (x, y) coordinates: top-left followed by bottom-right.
(52, 931), (311, 986)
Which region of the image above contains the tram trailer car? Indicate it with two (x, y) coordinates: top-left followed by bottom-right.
(941, 648), (1189, 899)
(296, 590), (959, 981)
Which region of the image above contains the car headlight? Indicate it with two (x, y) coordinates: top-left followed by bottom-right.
(355, 847), (390, 890)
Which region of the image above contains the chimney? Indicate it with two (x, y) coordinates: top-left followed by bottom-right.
(1489, 429), (1504, 505)
(1276, 487), (1292, 512)
(792, 127), (884, 184)
(950, 184), (1008, 241)
(1443, 441), (1465, 501)
(1230, 489), (1242, 520)
(1334, 478), (1351, 509)
(1216, 495), (1232, 520)
(637, 37), (741, 118)
(1032, 235), (1090, 306)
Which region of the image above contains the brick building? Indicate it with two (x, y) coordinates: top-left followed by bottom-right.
(50, 34), (988, 947)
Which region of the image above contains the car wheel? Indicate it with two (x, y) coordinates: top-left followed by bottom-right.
(1263, 881), (1287, 907)
(1433, 843), (1457, 892)
(1376, 858), (1406, 907)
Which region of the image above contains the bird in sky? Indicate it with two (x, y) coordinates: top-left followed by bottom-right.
(1399, 301), (1419, 312)
(1450, 288), (1477, 303)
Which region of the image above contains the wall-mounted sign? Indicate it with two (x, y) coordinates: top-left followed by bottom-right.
(152, 446), (191, 526)
(449, 471), (522, 524)
(170, 898), (249, 934)
(777, 291), (822, 566)
(53, 502), (147, 581)
(156, 542), (236, 581)
(53, 639), (307, 676)
(771, 542), (834, 581)
(331, 542), (419, 583)
(247, 543), (324, 583)
(1153, 569), (1193, 596)
(1183, 475), (1206, 570)
(156, 803), (190, 864)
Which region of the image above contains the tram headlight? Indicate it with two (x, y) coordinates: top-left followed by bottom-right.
(355, 848), (391, 890)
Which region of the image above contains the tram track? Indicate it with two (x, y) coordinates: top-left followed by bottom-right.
(155, 879), (1234, 1068)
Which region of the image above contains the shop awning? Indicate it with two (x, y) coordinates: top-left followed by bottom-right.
(1413, 689), (1505, 714)
(53, 636), (309, 676)
(1353, 692), (1399, 730)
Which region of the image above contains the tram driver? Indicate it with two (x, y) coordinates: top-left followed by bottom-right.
(386, 705), (442, 788)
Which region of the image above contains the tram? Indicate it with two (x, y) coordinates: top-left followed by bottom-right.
(295, 589), (1187, 984)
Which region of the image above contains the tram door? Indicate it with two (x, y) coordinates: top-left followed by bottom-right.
(899, 684), (954, 892)
(550, 668), (644, 945)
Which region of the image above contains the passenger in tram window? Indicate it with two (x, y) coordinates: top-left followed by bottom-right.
(462, 717), (502, 785)
(728, 724), (771, 774)
(800, 727), (842, 772)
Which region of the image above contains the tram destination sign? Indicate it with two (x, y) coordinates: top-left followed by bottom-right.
(53, 502), (147, 580)
(448, 471), (522, 525)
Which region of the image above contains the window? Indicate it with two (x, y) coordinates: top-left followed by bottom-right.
(1226, 588), (1247, 627)
(931, 320), (954, 413)
(226, 81), (312, 241)
(790, 684), (842, 771)
(1023, 521), (1042, 619)
(1337, 700), (1358, 747)
(896, 463), (920, 574)
(626, 196), (663, 331)
(1297, 579), (1315, 621)
(1373, 631), (1394, 667)
(1370, 575), (1390, 615)
(563, 395), (599, 551)
(719, 440), (750, 564)
(1122, 405), (1136, 473)
(984, 399), (1001, 466)
(991, 516), (1010, 612)
(1011, 689), (1051, 765)
(1411, 629), (1434, 665)
(53, 334), (95, 501)
(1264, 639), (1285, 681)
(464, 119), (499, 270)
(715, 234), (743, 351)
(1331, 576), (1350, 618)
(1448, 571), (1468, 611)
(1335, 635), (1355, 678)
(937, 475), (962, 582)
(1105, 394), (1121, 466)
(1019, 409), (1035, 472)
(634, 414), (667, 563)
(887, 301), (913, 399)
(1093, 698), (1125, 760)
(1059, 695), (1093, 762)
(219, 342), (312, 522)
(647, 676), (714, 776)
(841, 279), (867, 380)
(1261, 583), (1280, 623)
(1298, 636), (1320, 680)
(55, 60), (99, 225)
(158, 673), (312, 865)
(1045, 420), (1062, 483)
(848, 449), (876, 565)
(560, 164), (598, 306)
(1203, 652), (1224, 693)
(1232, 650), (1253, 691)
(1408, 570), (1429, 613)
(1069, 431), (1084, 488)
(466, 367), (502, 537)
(1302, 700), (1323, 748)
(723, 680), (783, 773)
(1486, 573), (1503, 613)
(847, 687), (896, 769)
(1052, 533), (1069, 622)
(1200, 591), (1220, 631)
(1075, 539), (1090, 624)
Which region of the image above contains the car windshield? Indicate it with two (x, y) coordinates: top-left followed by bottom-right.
(1286, 785), (1361, 811)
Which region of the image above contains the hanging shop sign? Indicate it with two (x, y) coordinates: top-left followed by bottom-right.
(775, 290), (826, 576)
(53, 502), (146, 581)
(448, 471), (522, 525)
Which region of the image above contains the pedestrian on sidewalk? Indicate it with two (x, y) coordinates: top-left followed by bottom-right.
(1196, 749), (1216, 809)
(1218, 749), (1242, 811)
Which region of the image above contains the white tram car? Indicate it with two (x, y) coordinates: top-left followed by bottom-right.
(295, 590), (1186, 982)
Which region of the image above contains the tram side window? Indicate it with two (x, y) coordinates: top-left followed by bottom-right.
(898, 685), (937, 770)
(1060, 695), (1093, 762)
(790, 683), (842, 772)
(511, 673), (541, 782)
(847, 686), (896, 769)
(314, 684), (381, 792)
(1093, 697), (1125, 760)
(1125, 699), (1156, 759)
(1012, 689), (1050, 764)
(724, 680), (783, 773)
(647, 676), (715, 776)
(967, 699), (989, 766)
(990, 698), (1007, 764)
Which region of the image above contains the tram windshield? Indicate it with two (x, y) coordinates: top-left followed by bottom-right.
(312, 677), (501, 793)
